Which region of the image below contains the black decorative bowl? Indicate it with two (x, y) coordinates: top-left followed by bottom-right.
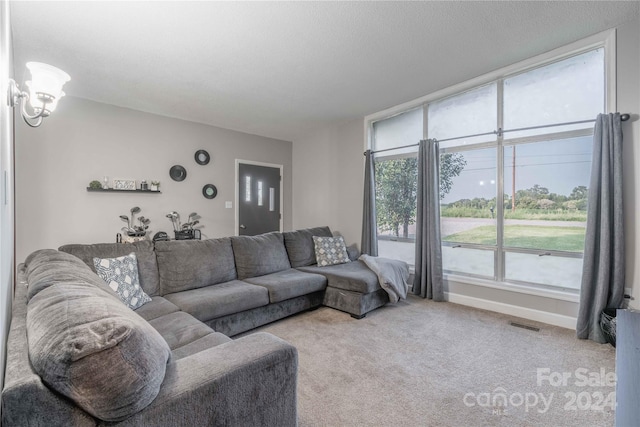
(169, 165), (187, 181)
(175, 230), (201, 240)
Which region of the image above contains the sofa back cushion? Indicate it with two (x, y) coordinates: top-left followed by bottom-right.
(27, 281), (171, 422)
(59, 240), (160, 296)
(283, 226), (333, 267)
(25, 249), (120, 302)
(154, 238), (237, 295)
(231, 232), (291, 279)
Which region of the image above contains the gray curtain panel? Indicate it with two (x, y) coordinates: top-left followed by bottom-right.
(361, 150), (378, 256)
(577, 113), (625, 343)
(414, 139), (444, 301)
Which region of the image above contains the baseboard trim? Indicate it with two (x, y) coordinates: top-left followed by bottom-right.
(445, 292), (577, 330)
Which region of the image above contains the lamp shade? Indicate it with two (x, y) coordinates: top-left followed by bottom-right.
(25, 62), (70, 113)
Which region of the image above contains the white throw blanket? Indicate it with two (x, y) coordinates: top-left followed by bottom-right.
(359, 255), (409, 303)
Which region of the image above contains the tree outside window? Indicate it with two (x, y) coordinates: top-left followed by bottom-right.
(375, 153), (466, 239)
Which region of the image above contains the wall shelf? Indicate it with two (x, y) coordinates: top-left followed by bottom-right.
(86, 188), (161, 194)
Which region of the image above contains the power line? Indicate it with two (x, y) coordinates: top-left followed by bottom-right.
(461, 160), (591, 172)
(512, 160), (591, 167)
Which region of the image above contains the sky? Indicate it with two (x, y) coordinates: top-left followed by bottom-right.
(442, 135), (593, 204)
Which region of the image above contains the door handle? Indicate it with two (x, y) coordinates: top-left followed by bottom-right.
(240, 224), (246, 229)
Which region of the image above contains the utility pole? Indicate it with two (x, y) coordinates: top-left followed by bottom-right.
(511, 146), (516, 212)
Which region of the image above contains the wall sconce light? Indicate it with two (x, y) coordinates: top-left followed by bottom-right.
(6, 62), (70, 128)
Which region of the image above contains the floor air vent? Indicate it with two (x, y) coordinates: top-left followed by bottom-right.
(509, 321), (540, 332)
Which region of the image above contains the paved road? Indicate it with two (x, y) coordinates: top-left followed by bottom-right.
(380, 217), (586, 239)
(441, 217), (586, 236)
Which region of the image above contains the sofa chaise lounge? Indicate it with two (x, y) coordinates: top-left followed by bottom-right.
(1, 226), (391, 426)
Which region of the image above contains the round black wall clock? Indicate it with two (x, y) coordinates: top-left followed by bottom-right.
(202, 184), (217, 199)
(195, 150), (210, 165)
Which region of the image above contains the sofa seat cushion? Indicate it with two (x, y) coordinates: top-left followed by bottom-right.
(171, 332), (232, 360)
(134, 296), (180, 321)
(148, 311), (216, 350)
(59, 240), (160, 296)
(298, 260), (381, 294)
(154, 238), (237, 295)
(231, 233), (291, 279)
(27, 281), (171, 422)
(283, 226), (333, 267)
(244, 269), (327, 303)
(164, 280), (269, 322)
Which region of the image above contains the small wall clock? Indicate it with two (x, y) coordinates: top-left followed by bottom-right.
(195, 150), (210, 165)
(202, 184), (217, 199)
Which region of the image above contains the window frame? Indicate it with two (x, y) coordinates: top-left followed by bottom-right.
(365, 29), (616, 298)
(439, 143), (499, 281)
(440, 122), (599, 292)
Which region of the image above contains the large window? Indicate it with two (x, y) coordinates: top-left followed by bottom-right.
(371, 46), (606, 293)
(373, 107), (422, 265)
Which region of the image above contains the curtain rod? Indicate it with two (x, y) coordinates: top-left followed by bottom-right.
(366, 113), (631, 155)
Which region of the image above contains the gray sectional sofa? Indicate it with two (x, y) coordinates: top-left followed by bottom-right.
(2, 226), (390, 426)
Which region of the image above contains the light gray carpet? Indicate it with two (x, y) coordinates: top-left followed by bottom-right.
(249, 295), (616, 427)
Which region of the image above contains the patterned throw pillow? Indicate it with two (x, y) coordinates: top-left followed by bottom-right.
(313, 236), (350, 267)
(93, 253), (152, 310)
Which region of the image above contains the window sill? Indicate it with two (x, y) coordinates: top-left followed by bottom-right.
(443, 273), (580, 303)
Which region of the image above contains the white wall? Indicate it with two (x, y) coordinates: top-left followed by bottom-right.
(15, 97), (293, 263)
(619, 17), (640, 309)
(0, 0), (13, 390)
(292, 118), (363, 246)
(292, 19), (640, 325)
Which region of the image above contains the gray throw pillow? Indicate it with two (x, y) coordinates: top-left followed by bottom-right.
(59, 240), (160, 296)
(283, 226), (333, 267)
(27, 282), (171, 422)
(313, 236), (350, 267)
(93, 253), (151, 310)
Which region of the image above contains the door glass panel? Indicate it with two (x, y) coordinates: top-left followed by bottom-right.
(245, 176), (251, 202)
(269, 188), (275, 211)
(257, 181), (263, 206)
(441, 148), (497, 245)
(504, 49), (604, 139)
(442, 246), (494, 278)
(372, 107), (423, 155)
(505, 252), (583, 290)
(428, 83), (497, 148)
(503, 136), (591, 252)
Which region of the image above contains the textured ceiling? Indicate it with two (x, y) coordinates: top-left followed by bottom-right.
(10, 1), (640, 141)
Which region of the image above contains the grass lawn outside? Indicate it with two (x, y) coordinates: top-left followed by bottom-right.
(441, 207), (588, 222)
(442, 224), (586, 252)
